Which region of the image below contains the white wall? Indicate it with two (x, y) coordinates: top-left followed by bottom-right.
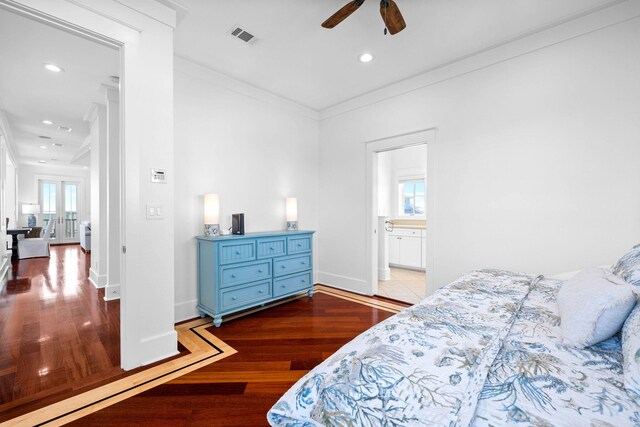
(5, 161), (16, 228)
(378, 145), (427, 219)
(173, 58), (320, 321)
(17, 164), (90, 227)
(318, 17), (640, 293)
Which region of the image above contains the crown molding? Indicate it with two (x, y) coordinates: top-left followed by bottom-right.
(319, 0), (640, 120)
(174, 55), (320, 122)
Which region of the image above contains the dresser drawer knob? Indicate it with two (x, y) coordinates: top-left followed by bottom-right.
(269, 247), (274, 251)
(281, 285), (287, 288)
(297, 243), (302, 247)
(231, 297), (237, 301)
(300, 261), (306, 265)
(281, 265), (286, 269)
(258, 290), (264, 294)
(301, 279), (306, 283)
(258, 269), (263, 273)
(235, 251), (241, 255)
(231, 274), (237, 278)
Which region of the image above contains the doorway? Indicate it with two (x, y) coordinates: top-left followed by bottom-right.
(365, 129), (437, 301)
(40, 180), (81, 244)
(376, 145), (427, 303)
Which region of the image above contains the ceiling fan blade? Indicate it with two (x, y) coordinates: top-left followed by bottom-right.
(322, 0), (365, 29)
(380, 0), (406, 35)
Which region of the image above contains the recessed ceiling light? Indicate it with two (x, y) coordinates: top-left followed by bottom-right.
(38, 135), (51, 139)
(40, 145), (48, 149)
(57, 126), (72, 133)
(51, 142), (63, 147)
(44, 63), (64, 73)
(38, 160), (47, 164)
(42, 120), (53, 125)
(358, 53), (374, 63)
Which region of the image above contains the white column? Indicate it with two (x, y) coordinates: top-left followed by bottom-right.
(103, 85), (120, 301)
(85, 103), (108, 288)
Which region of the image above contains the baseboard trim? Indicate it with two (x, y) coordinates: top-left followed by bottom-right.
(140, 329), (179, 366)
(89, 268), (107, 289)
(0, 254), (10, 292)
(317, 271), (370, 295)
(103, 283), (120, 301)
(174, 298), (199, 323)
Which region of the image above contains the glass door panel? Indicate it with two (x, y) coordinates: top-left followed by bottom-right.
(39, 180), (80, 244)
(41, 181), (57, 241)
(64, 183), (78, 241)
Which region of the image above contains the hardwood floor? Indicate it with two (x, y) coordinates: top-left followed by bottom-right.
(0, 245), (123, 422)
(0, 243), (411, 426)
(69, 287), (409, 426)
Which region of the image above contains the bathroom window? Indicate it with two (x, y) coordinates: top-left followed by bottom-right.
(398, 179), (425, 216)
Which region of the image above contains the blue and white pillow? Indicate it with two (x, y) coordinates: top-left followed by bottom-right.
(622, 301), (640, 395)
(612, 244), (640, 286)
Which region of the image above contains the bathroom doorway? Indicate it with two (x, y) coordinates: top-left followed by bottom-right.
(376, 145), (427, 303)
(365, 129), (436, 303)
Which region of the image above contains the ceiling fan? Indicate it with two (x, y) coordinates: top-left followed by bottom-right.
(322, 0), (406, 35)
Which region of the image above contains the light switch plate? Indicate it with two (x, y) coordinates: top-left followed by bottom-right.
(146, 203), (164, 220)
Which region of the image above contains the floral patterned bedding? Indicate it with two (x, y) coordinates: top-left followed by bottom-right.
(267, 270), (640, 427)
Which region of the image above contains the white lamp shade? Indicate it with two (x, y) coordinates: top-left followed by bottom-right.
(22, 204), (40, 214)
(286, 197), (298, 222)
(204, 193), (220, 224)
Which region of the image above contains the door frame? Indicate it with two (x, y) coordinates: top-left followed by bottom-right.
(364, 128), (437, 296)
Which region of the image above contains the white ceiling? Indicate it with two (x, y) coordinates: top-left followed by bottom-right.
(172, 0), (621, 111)
(0, 0), (625, 167)
(0, 7), (119, 168)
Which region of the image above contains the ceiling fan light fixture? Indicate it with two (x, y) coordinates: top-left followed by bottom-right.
(359, 53), (374, 63)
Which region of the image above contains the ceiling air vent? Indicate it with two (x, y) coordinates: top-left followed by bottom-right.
(228, 25), (258, 45)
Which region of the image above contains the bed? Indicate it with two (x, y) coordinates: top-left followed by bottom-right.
(267, 261), (640, 426)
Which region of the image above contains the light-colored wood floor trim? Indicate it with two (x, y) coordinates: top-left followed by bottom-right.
(2, 320), (236, 427)
(2, 285), (406, 426)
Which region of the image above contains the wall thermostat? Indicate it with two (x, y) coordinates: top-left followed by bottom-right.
(151, 169), (167, 183)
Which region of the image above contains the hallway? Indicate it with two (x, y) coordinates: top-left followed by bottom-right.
(0, 245), (120, 421)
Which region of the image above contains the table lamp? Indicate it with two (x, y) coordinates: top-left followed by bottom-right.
(22, 204), (40, 227)
(286, 197), (298, 231)
(204, 193), (220, 236)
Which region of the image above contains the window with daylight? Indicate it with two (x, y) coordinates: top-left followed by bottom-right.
(398, 179), (425, 216)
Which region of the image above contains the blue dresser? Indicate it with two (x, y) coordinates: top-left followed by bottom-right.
(196, 231), (315, 327)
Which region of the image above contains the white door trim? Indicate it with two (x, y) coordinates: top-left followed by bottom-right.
(364, 128), (437, 297)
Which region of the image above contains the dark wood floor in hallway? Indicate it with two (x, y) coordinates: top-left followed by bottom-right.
(70, 290), (409, 426)
(0, 245), (122, 422)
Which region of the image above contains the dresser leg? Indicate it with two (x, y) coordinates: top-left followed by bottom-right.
(308, 288), (314, 298)
(213, 316), (222, 327)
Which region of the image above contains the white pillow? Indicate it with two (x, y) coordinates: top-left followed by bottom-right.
(557, 267), (636, 348)
(622, 302), (640, 395)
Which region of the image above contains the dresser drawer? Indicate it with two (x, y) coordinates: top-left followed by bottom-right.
(257, 237), (286, 259)
(218, 241), (256, 265)
(287, 235), (312, 254)
(274, 254), (311, 277)
(220, 261), (271, 288)
(221, 280), (271, 311)
(274, 272), (312, 297)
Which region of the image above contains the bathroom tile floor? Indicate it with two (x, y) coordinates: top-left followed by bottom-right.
(377, 267), (426, 304)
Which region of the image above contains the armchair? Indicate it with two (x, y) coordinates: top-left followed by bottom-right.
(18, 220), (54, 259)
(80, 221), (91, 252)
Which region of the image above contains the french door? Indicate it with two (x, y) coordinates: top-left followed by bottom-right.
(39, 180), (80, 244)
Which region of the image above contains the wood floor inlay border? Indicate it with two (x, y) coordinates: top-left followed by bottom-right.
(2, 319), (236, 426)
(3, 285), (408, 426)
